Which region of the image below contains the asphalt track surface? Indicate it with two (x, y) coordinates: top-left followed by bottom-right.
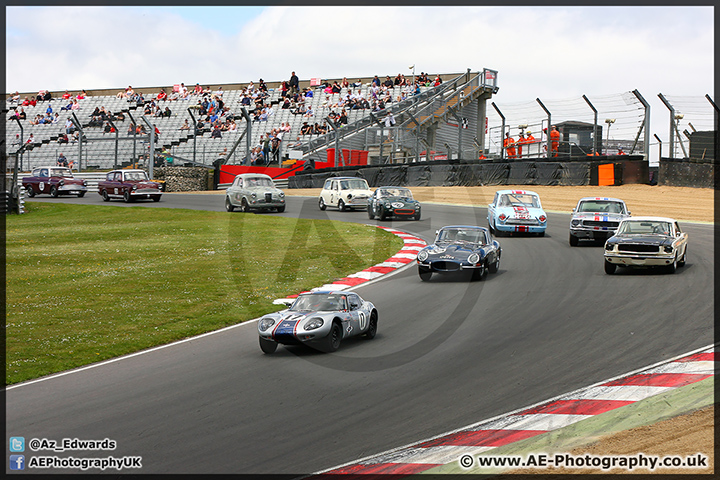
(7, 193), (714, 475)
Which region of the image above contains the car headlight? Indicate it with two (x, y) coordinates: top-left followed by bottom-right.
(279, 192), (285, 198)
(468, 253), (480, 264)
(251, 192), (257, 198)
(605, 242), (615, 251)
(132, 185), (137, 191)
(663, 245), (674, 253)
(304, 318), (324, 331)
(258, 318), (276, 332)
(417, 250), (429, 262)
(538, 215), (547, 223)
(571, 219), (580, 226)
(347, 193), (352, 199)
(59, 180), (65, 186)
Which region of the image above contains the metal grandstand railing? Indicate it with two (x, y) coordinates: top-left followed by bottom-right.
(300, 70), (484, 165)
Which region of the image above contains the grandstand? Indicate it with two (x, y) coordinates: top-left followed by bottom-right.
(5, 70), (497, 173)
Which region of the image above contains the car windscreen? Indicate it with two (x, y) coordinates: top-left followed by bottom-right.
(617, 221), (671, 236)
(437, 228), (485, 244)
(245, 177), (273, 187)
(339, 179), (369, 190)
(578, 200), (625, 214)
(50, 168), (73, 178)
(380, 188), (413, 199)
(500, 193), (539, 208)
(125, 172), (149, 181)
(291, 294), (344, 311)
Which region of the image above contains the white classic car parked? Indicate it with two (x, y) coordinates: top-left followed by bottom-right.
(603, 216), (688, 274)
(318, 177), (373, 211)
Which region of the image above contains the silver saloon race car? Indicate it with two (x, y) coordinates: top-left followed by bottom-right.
(569, 196), (630, 246)
(603, 216), (688, 274)
(257, 291), (378, 353)
(225, 173), (286, 213)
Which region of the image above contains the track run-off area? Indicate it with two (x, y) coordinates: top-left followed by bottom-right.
(6, 186), (713, 475)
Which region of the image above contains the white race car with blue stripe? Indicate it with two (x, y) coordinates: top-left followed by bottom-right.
(257, 291), (378, 354)
(569, 197), (630, 246)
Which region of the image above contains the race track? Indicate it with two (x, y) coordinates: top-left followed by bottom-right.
(7, 193), (714, 474)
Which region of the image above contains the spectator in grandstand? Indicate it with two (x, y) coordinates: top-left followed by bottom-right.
(11, 134), (21, 146)
(162, 107), (172, 118)
(57, 153), (68, 167)
(154, 124), (161, 137)
(58, 133), (69, 144)
(25, 134), (34, 144)
(249, 147), (259, 165)
(179, 83), (188, 99)
(280, 81), (289, 98)
(227, 120), (237, 132)
(52, 113), (60, 124)
(211, 126), (222, 138)
(331, 81), (342, 94)
(304, 105), (314, 118)
(179, 119), (190, 131)
(289, 71), (299, 95)
(433, 75), (443, 86)
(29, 114), (42, 126)
(288, 136), (302, 148)
(7, 109), (19, 121)
(339, 109), (348, 125)
(156, 88), (167, 101)
(259, 79), (268, 92)
(271, 134), (281, 164)
(193, 83), (203, 95)
(7, 91), (20, 103)
(77, 90), (88, 99)
(62, 90), (72, 100)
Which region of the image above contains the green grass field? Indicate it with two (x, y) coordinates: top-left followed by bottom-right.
(5, 203), (404, 385)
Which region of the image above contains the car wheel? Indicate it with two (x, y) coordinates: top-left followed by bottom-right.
(604, 260), (617, 275)
(50, 185), (59, 198)
(488, 255), (500, 274)
(259, 337), (278, 354)
(276, 205), (285, 213)
(319, 197), (327, 211)
(677, 247), (687, 267)
(666, 254), (678, 274)
(77, 191), (86, 198)
(123, 190), (132, 203)
(492, 220), (504, 237)
(338, 199), (346, 212)
(418, 267), (432, 282)
(152, 195), (161, 202)
(239, 198), (250, 213)
(378, 206), (387, 221)
(569, 233), (579, 246)
(365, 310), (378, 339)
(321, 322), (342, 353)
(367, 204), (375, 219)
(101, 190), (110, 202)
(25, 186), (35, 197)
(225, 197), (235, 212)
(471, 264), (487, 281)
(414, 211), (421, 221)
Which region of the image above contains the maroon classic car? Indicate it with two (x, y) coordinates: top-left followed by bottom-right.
(23, 166), (88, 197)
(97, 169), (163, 203)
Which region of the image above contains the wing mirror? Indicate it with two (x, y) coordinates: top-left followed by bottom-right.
(272, 298), (294, 307)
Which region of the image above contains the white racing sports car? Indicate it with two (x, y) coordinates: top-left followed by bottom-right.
(257, 291), (378, 353)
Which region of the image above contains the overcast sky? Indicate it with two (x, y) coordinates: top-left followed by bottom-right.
(5, 5), (715, 146)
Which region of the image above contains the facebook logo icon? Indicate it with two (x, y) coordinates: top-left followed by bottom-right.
(10, 455), (25, 470)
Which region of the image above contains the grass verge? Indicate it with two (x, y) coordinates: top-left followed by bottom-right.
(6, 203), (403, 385)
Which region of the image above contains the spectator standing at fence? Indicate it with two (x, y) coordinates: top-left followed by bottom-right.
(271, 133), (281, 164)
(504, 132), (516, 159)
(57, 153), (68, 167)
(549, 125), (560, 157)
(516, 132), (526, 158)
